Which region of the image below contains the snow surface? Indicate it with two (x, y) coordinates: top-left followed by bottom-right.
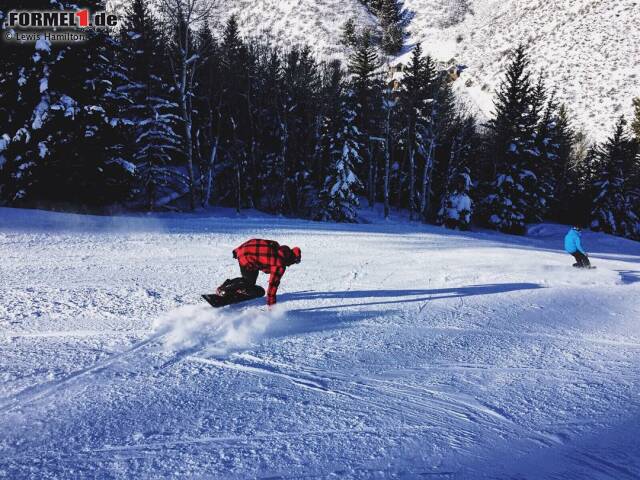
(1, 207), (640, 478)
(208, 0), (376, 61)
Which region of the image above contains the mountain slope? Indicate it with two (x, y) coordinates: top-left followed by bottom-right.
(200, 0), (639, 139)
(207, 0), (376, 60)
(403, 0), (640, 138)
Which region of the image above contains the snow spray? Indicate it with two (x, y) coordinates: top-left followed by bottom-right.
(152, 304), (283, 357)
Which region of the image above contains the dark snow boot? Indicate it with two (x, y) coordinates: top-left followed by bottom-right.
(216, 278), (249, 297)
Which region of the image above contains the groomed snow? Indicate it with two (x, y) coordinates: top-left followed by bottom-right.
(1, 207), (639, 478)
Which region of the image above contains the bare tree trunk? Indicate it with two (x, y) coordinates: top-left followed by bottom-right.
(280, 115), (289, 214)
(384, 107), (392, 219)
(368, 142), (375, 207)
(420, 138), (436, 221)
(181, 95), (196, 210)
(202, 134), (219, 207)
(245, 80), (258, 208)
(202, 100), (222, 207)
(438, 136), (458, 221)
(236, 156), (242, 214)
(407, 117), (416, 220)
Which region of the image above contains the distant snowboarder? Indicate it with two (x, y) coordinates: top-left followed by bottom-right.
(204, 239), (302, 308)
(564, 226), (592, 269)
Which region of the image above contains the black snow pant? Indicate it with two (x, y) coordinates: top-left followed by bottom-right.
(571, 252), (591, 268)
(240, 266), (259, 286)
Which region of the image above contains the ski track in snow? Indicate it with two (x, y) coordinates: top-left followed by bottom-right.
(1, 207), (640, 478)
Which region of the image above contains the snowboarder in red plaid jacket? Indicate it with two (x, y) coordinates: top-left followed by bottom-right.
(231, 239), (301, 306)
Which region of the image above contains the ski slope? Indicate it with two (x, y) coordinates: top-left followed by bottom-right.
(1, 207), (640, 478)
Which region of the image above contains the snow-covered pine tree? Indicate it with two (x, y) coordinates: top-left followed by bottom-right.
(0, 6), (30, 203)
(1, 0), (133, 206)
(348, 28), (382, 207)
(437, 114), (477, 229)
(439, 167), (473, 230)
(317, 89), (363, 222)
(482, 45), (538, 235)
(119, 0), (182, 210)
(315, 61), (344, 195)
(0, 0), (68, 204)
(519, 74), (547, 222)
(591, 117), (639, 238)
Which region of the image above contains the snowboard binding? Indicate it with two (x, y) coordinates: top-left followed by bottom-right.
(203, 278), (266, 308)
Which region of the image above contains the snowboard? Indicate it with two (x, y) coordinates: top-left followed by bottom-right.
(202, 285), (265, 308)
(573, 264), (597, 269)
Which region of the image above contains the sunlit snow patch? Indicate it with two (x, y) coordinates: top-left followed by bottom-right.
(153, 304), (282, 357)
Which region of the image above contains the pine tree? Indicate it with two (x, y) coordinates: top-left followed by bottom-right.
(1, 0), (134, 206)
(212, 14), (250, 211)
(378, 0), (407, 55)
(280, 46), (321, 216)
(120, 0), (182, 210)
(349, 29), (382, 206)
(591, 117), (639, 238)
(193, 21), (223, 208)
(482, 45), (539, 234)
(254, 47), (286, 212)
(400, 43), (434, 219)
(317, 90), (363, 222)
(543, 101), (575, 220)
(519, 74), (547, 222)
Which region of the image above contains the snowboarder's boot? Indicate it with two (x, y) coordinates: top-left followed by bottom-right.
(216, 278), (249, 297)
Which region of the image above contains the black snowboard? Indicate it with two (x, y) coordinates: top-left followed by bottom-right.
(202, 285), (265, 308)
(573, 264), (597, 270)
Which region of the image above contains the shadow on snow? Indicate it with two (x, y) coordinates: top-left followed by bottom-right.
(282, 283), (544, 313)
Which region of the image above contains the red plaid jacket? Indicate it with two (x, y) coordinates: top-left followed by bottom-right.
(233, 239), (296, 305)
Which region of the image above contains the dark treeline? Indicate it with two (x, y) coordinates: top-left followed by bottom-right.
(1, 0), (639, 239)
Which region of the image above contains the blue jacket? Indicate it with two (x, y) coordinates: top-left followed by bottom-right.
(564, 228), (586, 254)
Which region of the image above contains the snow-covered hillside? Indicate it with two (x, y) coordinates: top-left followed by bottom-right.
(198, 0), (639, 139)
(403, 0), (640, 139)
(1, 207), (639, 478)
